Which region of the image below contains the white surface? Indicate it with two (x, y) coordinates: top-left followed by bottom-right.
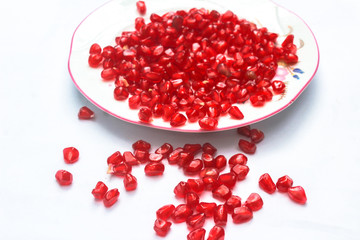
(0, 0), (360, 239)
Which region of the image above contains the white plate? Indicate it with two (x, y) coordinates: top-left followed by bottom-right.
(68, 0), (319, 132)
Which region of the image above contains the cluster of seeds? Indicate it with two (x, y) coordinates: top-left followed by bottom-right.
(88, 1), (298, 130)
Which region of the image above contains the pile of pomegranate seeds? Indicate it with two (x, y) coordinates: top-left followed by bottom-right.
(88, 3), (299, 130)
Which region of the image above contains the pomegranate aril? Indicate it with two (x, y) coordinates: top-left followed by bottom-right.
(202, 153), (214, 168)
(187, 178), (205, 194)
(138, 107), (152, 123)
(228, 106), (244, 119)
(88, 54), (103, 67)
(89, 43), (101, 54)
(132, 139), (151, 151)
(199, 117), (218, 130)
(114, 87), (129, 100)
(218, 173), (237, 189)
(187, 228), (206, 240)
(55, 170), (73, 186)
(172, 204), (193, 223)
(228, 153), (247, 167)
(123, 173), (137, 191)
(232, 206), (253, 223)
(144, 162), (164, 176)
(238, 139), (256, 154)
(225, 195), (242, 213)
(288, 186), (307, 204)
(203, 176), (219, 191)
(202, 142), (217, 155)
(134, 149), (149, 163)
(276, 175), (294, 192)
(214, 155), (227, 171)
(200, 167), (219, 179)
(237, 126), (251, 137)
(250, 129), (264, 143)
(187, 213), (206, 230)
(110, 163), (132, 176)
(123, 151), (139, 165)
(63, 147), (79, 164)
(91, 181), (108, 200)
(231, 164), (250, 181)
(196, 202), (217, 217)
(103, 188), (120, 207)
(185, 192), (200, 209)
(207, 225), (225, 240)
(184, 143), (202, 154)
(259, 173), (276, 194)
(107, 151), (124, 165)
(101, 68), (116, 80)
(184, 159), (204, 175)
(170, 112), (187, 127)
(78, 106), (94, 120)
(272, 80), (286, 94)
(250, 94), (266, 107)
(244, 193), (263, 211)
(136, 1), (146, 15)
(212, 184), (232, 201)
(155, 143), (173, 157)
(157, 204), (176, 220)
(214, 205), (228, 226)
(154, 218), (172, 237)
(174, 181), (190, 198)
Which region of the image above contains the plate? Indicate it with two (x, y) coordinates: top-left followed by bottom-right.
(68, 0), (319, 132)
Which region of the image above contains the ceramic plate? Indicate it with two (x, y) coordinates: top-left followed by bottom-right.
(68, 0), (319, 132)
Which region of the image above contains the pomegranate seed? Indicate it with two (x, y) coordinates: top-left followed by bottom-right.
(228, 153), (247, 167)
(212, 184), (232, 201)
(187, 228), (206, 240)
(144, 162), (164, 176)
(237, 126), (251, 137)
(78, 106), (94, 119)
(148, 153), (163, 163)
(218, 173), (237, 189)
(288, 186), (307, 204)
(187, 178), (205, 194)
(123, 151), (139, 165)
(63, 147), (79, 164)
(259, 173), (276, 194)
(170, 112), (187, 127)
(202, 143), (217, 155)
(232, 206), (253, 223)
(101, 68), (116, 80)
(238, 139), (256, 154)
(110, 163), (132, 176)
(136, 1), (146, 15)
(134, 149), (149, 163)
(185, 192), (200, 209)
(155, 143), (173, 157)
(207, 225), (225, 240)
(172, 204), (193, 223)
(174, 181), (190, 198)
(91, 181), (108, 200)
(184, 159), (204, 175)
(196, 202), (217, 217)
(103, 188), (120, 207)
(244, 193), (263, 211)
(276, 175), (294, 192)
(187, 213), (206, 229)
(157, 204), (176, 220)
(250, 94), (266, 107)
(214, 205), (228, 226)
(203, 176), (219, 191)
(214, 155), (227, 171)
(132, 140), (151, 151)
(198, 117), (218, 130)
(184, 143), (202, 154)
(128, 95), (141, 109)
(107, 151), (124, 165)
(55, 170), (73, 186)
(114, 87), (129, 100)
(138, 107), (152, 123)
(88, 54), (103, 67)
(200, 167), (219, 179)
(202, 153), (214, 168)
(231, 164), (250, 181)
(154, 218), (172, 237)
(89, 43), (101, 54)
(228, 106), (244, 119)
(123, 173), (137, 191)
(225, 195), (242, 213)
(272, 80), (286, 94)
(250, 129), (264, 143)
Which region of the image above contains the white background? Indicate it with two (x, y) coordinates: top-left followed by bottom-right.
(1, 0), (360, 239)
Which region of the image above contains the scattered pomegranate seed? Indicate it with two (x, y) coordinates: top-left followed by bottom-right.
(259, 173), (276, 194)
(110, 162), (132, 176)
(250, 129), (264, 143)
(138, 107), (152, 123)
(212, 184), (232, 201)
(207, 225), (225, 240)
(232, 206), (253, 223)
(187, 178), (205, 194)
(238, 139), (256, 154)
(217, 173), (237, 189)
(198, 117), (218, 130)
(55, 170), (73, 186)
(187, 228), (206, 240)
(228, 153), (247, 167)
(91, 181), (108, 200)
(132, 140), (151, 151)
(214, 155), (227, 171)
(231, 164), (250, 181)
(237, 126), (251, 137)
(244, 193), (263, 211)
(186, 213), (206, 229)
(157, 204), (176, 220)
(170, 112), (187, 127)
(196, 202), (217, 217)
(288, 186), (307, 204)
(202, 143), (217, 155)
(228, 106), (244, 119)
(185, 192), (200, 209)
(123, 173), (137, 191)
(154, 218), (172, 237)
(136, 1), (146, 15)
(276, 175), (294, 192)
(214, 205), (228, 226)
(107, 151), (124, 165)
(225, 195), (242, 213)
(124, 151), (139, 165)
(103, 188), (120, 207)
(155, 143), (173, 157)
(174, 181), (190, 198)
(78, 106), (94, 119)
(63, 147), (79, 164)
(172, 204), (193, 223)
(144, 162), (164, 176)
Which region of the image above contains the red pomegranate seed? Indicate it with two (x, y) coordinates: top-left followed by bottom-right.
(89, 43), (101, 54)
(259, 173), (276, 194)
(228, 106), (244, 119)
(272, 80), (286, 94)
(214, 155), (227, 171)
(136, 1), (146, 15)
(187, 228), (206, 240)
(157, 204), (175, 220)
(288, 186), (307, 204)
(178, 151), (195, 167)
(198, 117), (218, 130)
(167, 147), (183, 165)
(91, 181), (108, 200)
(199, 167), (219, 179)
(214, 205), (228, 226)
(110, 162), (132, 176)
(103, 188), (120, 207)
(202, 153), (214, 168)
(134, 149), (149, 163)
(88, 54), (103, 67)
(207, 225), (225, 240)
(123, 151), (139, 165)
(196, 202), (217, 217)
(237, 126), (251, 137)
(172, 204), (193, 223)
(238, 139), (256, 154)
(78, 106), (94, 119)
(232, 206), (253, 223)
(123, 173), (137, 191)
(276, 175), (294, 192)
(203, 176), (219, 191)
(170, 112), (187, 127)
(128, 95), (141, 109)
(132, 140), (151, 151)
(250, 129), (264, 143)
(228, 153), (247, 167)
(185, 192), (200, 209)
(186, 213), (206, 229)
(174, 181), (190, 198)
(155, 143), (173, 157)
(187, 178), (205, 194)
(218, 173), (237, 189)
(101, 68), (116, 80)
(55, 170), (73, 186)
(202, 142), (217, 155)
(225, 195), (242, 213)
(184, 159), (204, 175)
(63, 147), (79, 164)
(212, 184), (232, 201)
(114, 87), (129, 100)
(244, 193), (263, 211)
(231, 164), (250, 181)
(107, 151), (124, 165)
(144, 162), (164, 176)
(250, 94), (266, 107)
(153, 218), (172, 237)
(148, 153), (163, 162)
(183, 143), (202, 154)
(138, 107), (152, 123)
